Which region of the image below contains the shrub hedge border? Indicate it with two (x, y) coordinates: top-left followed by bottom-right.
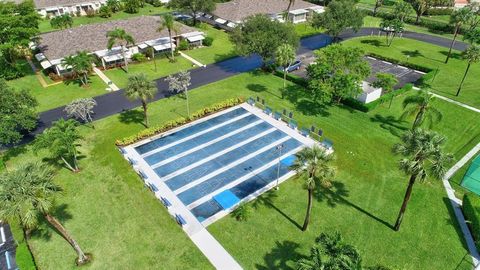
(115, 97), (244, 146)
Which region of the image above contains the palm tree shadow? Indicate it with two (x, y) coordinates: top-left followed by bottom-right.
(252, 191), (302, 230)
(118, 109), (147, 127)
(316, 181), (394, 230)
(370, 114), (409, 137)
(31, 204), (73, 242)
(442, 198), (469, 251)
(255, 240), (302, 270)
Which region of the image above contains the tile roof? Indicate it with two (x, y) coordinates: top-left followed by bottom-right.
(212, 0), (319, 23)
(38, 16), (197, 61)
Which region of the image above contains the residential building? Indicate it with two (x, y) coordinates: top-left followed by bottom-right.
(206, 0), (324, 28)
(35, 16), (205, 74)
(34, 0), (107, 17)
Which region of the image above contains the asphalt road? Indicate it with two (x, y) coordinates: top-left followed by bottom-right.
(31, 28), (467, 137)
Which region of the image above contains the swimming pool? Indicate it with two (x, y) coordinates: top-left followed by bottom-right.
(124, 104), (313, 226)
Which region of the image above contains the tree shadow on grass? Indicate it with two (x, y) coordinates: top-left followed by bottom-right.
(1, 145), (28, 165)
(118, 109), (146, 127)
(282, 85), (330, 117)
(439, 50), (463, 61)
(31, 204), (73, 242)
(316, 181), (394, 230)
(370, 114), (409, 137)
(402, 49), (423, 58)
(252, 191), (302, 230)
(255, 240), (302, 270)
(442, 198), (469, 251)
(360, 39), (385, 47)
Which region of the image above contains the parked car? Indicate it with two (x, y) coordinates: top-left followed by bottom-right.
(277, 60), (302, 73)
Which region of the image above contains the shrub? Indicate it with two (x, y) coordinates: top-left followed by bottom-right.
(98, 5), (112, 17)
(342, 83), (413, 112)
(425, 8), (453, 16)
(48, 72), (62, 81)
(463, 193), (480, 249)
(366, 53), (432, 73)
(115, 97), (245, 146)
(203, 36), (214, 47)
(273, 70), (308, 87)
(85, 8), (96, 17)
(75, 10), (81, 17)
(178, 39), (189, 51)
(131, 53), (147, 62)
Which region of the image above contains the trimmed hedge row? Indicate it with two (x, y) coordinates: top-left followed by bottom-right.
(115, 97), (244, 146)
(463, 193), (480, 249)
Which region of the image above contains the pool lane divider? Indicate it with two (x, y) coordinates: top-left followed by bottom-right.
(158, 128), (278, 182)
(150, 120), (265, 169)
(173, 136), (292, 196)
(140, 111), (252, 158)
(186, 146), (303, 210)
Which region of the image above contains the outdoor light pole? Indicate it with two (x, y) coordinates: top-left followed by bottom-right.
(275, 144), (284, 190)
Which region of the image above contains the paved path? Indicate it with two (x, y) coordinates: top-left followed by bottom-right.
(180, 51), (206, 68)
(30, 28), (468, 137)
(443, 143), (480, 269)
(431, 92), (480, 114)
(93, 66), (119, 91)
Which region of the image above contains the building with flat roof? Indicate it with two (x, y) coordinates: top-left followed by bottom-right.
(207, 0), (324, 28)
(35, 16), (205, 74)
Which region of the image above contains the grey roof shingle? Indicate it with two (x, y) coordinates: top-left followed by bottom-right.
(34, 0), (101, 9)
(38, 16), (197, 61)
(212, 0), (318, 23)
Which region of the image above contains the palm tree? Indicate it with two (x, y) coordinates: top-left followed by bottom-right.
(401, 90), (442, 129)
(62, 51), (93, 86)
(456, 45), (480, 96)
(106, 28), (135, 73)
(371, 73), (398, 108)
(34, 119), (82, 172)
(297, 232), (362, 270)
(284, 0), (295, 21)
(125, 73), (157, 127)
(290, 145), (335, 231)
(445, 7), (473, 63)
(158, 13), (179, 61)
(0, 163), (90, 265)
(393, 129), (452, 231)
(275, 44), (296, 98)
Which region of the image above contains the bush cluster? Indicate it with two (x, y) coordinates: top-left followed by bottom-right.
(131, 53), (147, 62)
(463, 193), (480, 249)
(115, 97), (245, 146)
(203, 36), (214, 47)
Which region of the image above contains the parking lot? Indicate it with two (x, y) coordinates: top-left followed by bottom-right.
(291, 54), (425, 89)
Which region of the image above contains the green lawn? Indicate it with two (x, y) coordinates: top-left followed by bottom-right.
(3, 71), (479, 269)
(103, 57), (194, 89)
(184, 23), (237, 64)
(294, 22), (324, 38)
(343, 36), (480, 109)
(38, 5), (170, 33)
(7, 74), (108, 112)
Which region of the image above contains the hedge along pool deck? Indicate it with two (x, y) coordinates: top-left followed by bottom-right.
(121, 103), (319, 269)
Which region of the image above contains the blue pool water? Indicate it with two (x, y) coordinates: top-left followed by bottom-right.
(134, 107), (306, 224)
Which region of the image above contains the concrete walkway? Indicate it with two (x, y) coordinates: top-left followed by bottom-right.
(179, 51), (206, 68)
(431, 92), (480, 114)
(92, 66), (119, 91)
(443, 143), (480, 269)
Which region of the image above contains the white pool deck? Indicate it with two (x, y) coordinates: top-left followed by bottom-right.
(121, 103), (320, 270)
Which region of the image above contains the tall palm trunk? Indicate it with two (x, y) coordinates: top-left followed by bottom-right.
(169, 30), (175, 61)
(394, 173), (417, 231)
(412, 106), (426, 129)
(283, 67), (287, 99)
(456, 62), (471, 96)
(415, 12), (421, 24)
(45, 214), (90, 265)
(122, 45), (128, 73)
(142, 100), (149, 127)
(373, 0), (381, 17)
(302, 188), (313, 231)
(445, 25), (459, 64)
(61, 156), (77, 172)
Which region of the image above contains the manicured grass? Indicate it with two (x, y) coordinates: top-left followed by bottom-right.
(342, 36), (480, 109)
(10, 221), (36, 270)
(3, 72), (479, 269)
(103, 57), (193, 89)
(7, 74), (108, 112)
(38, 5), (170, 33)
(294, 22), (324, 38)
(184, 23), (236, 64)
